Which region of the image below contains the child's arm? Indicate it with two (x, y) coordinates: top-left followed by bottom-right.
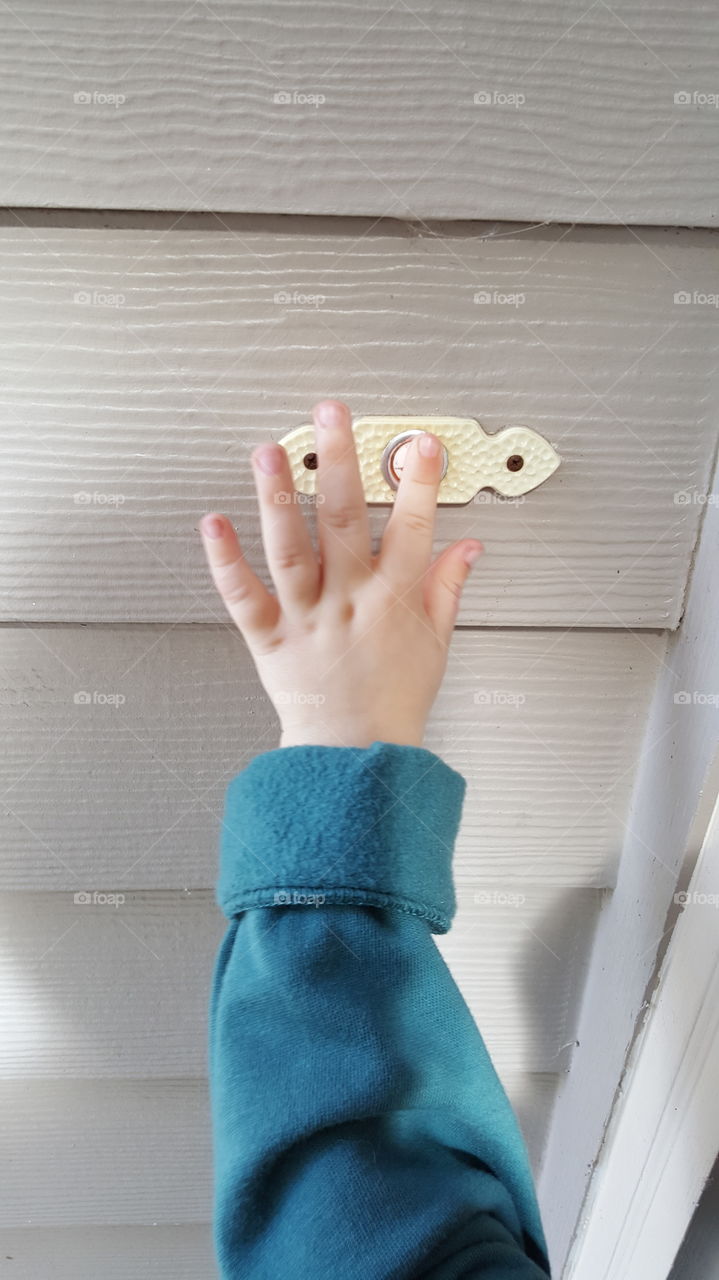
(200, 400), (551, 1278)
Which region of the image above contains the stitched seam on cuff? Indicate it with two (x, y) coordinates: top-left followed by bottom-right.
(219, 886), (451, 932)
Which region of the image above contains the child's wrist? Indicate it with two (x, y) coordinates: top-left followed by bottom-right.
(278, 722), (425, 749)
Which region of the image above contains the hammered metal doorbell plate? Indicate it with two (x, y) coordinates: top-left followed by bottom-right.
(278, 416), (561, 504)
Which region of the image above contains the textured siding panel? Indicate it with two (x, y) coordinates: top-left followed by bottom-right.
(0, 887), (600, 1076)
(0, 625), (663, 890)
(0, 2), (716, 223)
(0, 1226), (216, 1279)
(0, 1073), (555, 1228)
(1, 1080), (212, 1227)
(0, 217), (716, 626)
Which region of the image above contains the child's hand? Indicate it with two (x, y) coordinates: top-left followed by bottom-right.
(200, 400), (482, 749)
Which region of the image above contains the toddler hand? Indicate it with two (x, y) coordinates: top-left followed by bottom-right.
(200, 400), (482, 748)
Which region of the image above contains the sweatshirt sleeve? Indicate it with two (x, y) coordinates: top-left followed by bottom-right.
(209, 740), (551, 1279)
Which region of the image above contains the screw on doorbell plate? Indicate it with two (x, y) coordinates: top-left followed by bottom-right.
(277, 416), (561, 504)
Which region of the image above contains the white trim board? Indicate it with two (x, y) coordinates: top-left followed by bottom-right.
(539, 457), (719, 1273)
(668, 1159), (719, 1280)
(566, 783), (719, 1279)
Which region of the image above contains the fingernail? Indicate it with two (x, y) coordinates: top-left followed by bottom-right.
(201, 515), (225, 539)
(315, 401), (346, 430)
(254, 445), (284, 475)
(463, 542), (483, 567)
(419, 433), (440, 458)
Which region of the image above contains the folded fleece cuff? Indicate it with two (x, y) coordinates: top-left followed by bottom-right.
(216, 740), (467, 934)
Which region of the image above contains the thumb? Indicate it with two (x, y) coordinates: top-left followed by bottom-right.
(424, 539), (483, 643)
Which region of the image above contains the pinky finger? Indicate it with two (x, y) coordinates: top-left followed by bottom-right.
(200, 513), (279, 638)
(423, 539), (483, 645)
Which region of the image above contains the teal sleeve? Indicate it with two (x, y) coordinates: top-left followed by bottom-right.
(209, 741), (551, 1278)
